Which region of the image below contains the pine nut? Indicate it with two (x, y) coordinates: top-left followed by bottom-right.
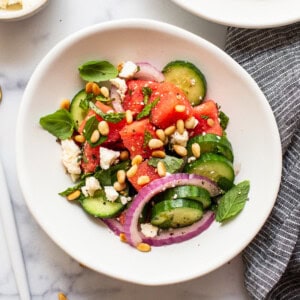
(100, 86), (110, 98)
(67, 190), (81, 201)
(148, 138), (164, 149)
(125, 110), (133, 124)
(137, 175), (150, 186)
(175, 104), (186, 112)
(98, 121), (109, 136)
(173, 145), (187, 157)
(113, 181), (126, 192)
(164, 125), (176, 136)
(74, 134), (85, 143)
(132, 154), (143, 165)
(117, 170), (126, 184)
(60, 98), (70, 110)
(85, 82), (93, 93)
(90, 129), (100, 143)
(58, 292), (68, 300)
(120, 233), (127, 243)
(157, 161), (166, 177)
(156, 129), (165, 142)
(136, 242), (151, 252)
(120, 150), (129, 161)
(191, 143), (201, 158)
(151, 150), (166, 158)
(185, 116), (197, 129)
(207, 118), (215, 127)
(176, 119), (185, 134)
(92, 83), (101, 95)
(126, 164), (138, 178)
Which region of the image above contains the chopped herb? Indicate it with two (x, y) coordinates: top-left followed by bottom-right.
(89, 102), (125, 123)
(143, 130), (153, 148)
(142, 86), (152, 104)
(79, 93), (93, 111)
(136, 97), (160, 120)
(148, 155), (185, 174)
(201, 115), (209, 120)
(219, 111), (229, 130)
(82, 115), (107, 147)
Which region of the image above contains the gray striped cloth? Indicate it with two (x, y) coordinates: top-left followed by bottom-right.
(225, 23), (300, 299)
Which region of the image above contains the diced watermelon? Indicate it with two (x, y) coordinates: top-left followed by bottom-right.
(119, 118), (158, 159)
(127, 160), (161, 191)
(81, 142), (100, 173)
(191, 100), (223, 136)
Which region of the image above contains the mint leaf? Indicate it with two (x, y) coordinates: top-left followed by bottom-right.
(148, 155), (184, 174)
(142, 86), (152, 104)
(219, 110), (229, 130)
(39, 109), (74, 140)
(89, 102), (125, 123)
(136, 97), (160, 120)
(216, 180), (250, 222)
(78, 60), (118, 82)
(82, 115), (107, 147)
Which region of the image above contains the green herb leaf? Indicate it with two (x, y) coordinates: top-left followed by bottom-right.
(78, 60), (118, 82)
(219, 111), (229, 130)
(39, 109), (75, 140)
(82, 115), (107, 147)
(201, 115), (209, 120)
(59, 180), (85, 196)
(142, 86), (152, 104)
(136, 97), (160, 120)
(148, 155), (185, 174)
(216, 180), (250, 222)
(89, 102), (125, 123)
(79, 93), (93, 111)
(143, 130), (153, 148)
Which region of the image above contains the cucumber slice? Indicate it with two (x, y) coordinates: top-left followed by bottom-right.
(184, 153), (235, 190)
(187, 133), (234, 162)
(155, 185), (211, 208)
(162, 60), (206, 105)
(70, 89), (89, 129)
(151, 199), (203, 229)
(81, 193), (124, 218)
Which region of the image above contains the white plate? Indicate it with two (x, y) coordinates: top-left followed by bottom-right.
(172, 0), (300, 28)
(0, 0), (48, 21)
(16, 19), (282, 285)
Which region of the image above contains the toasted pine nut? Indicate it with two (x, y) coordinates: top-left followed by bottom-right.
(113, 181), (126, 192)
(120, 150), (129, 161)
(164, 125), (176, 136)
(67, 190), (81, 201)
(157, 161), (167, 177)
(148, 138), (164, 149)
(100, 86), (109, 98)
(120, 233), (127, 243)
(137, 175), (150, 186)
(58, 292), (68, 300)
(156, 129), (165, 142)
(173, 145), (187, 157)
(185, 116), (197, 129)
(85, 82), (93, 93)
(117, 170), (126, 184)
(136, 242), (151, 252)
(117, 62), (124, 72)
(151, 150), (166, 158)
(176, 119), (185, 134)
(60, 98), (70, 110)
(207, 118), (215, 127)
(126, 164), (138, 178)
(125, 110), (133, 124)
(191, 143), (201, 158)
(175, 104), (186, 112)
(132, 154), (143, 165)
(90, 129), (100, 143)
(74, 134), (85, 143)
(98, 121), (109, 136)
(92, 83), (101, 95)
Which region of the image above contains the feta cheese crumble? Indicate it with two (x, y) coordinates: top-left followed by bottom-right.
(81, 176), (101, 197)
(61, 139), (81, 178)
(140, 223), (159, 238)
(104, 186), (119, 202)
(99, 147), (120, 170)
(118, 61), (138, 79)
(110, 78), (127, 100)
(170, 129), (189, 147)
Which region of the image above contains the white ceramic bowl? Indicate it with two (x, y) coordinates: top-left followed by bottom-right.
(16, 19), (282, 285)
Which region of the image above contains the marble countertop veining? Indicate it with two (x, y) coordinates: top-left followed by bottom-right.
(0, 0), (250, 299)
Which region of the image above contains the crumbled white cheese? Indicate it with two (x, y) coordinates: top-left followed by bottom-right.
(104, 186), (119, 202)
(120, 196), (132, 205)
(110, 78), (127, 100)
(187, 156), (196, 163)
(99, 147), (120, 170)
(140, 223), (159, 238)
(118, 61), (138, 79)
(170, 129), (189, 147)
(81, 176), (101, 197)
(61, 139), (81, 178)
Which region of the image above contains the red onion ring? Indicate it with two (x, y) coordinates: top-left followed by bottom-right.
(110, 86), (124, 112)
(101, 218), (123, 236)
(135, 62), (165, 82)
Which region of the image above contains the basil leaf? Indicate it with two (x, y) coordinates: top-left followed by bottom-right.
(216, 180), (250, 223)
(89, 102), (125, 123)
(39, 109), (74, 140)
(78, 60), (118, 82)
(136, 97), (160, 120)
(148, 155), (184, 174)
(59, 180), (85, 196)
(82, 115), (107, 147)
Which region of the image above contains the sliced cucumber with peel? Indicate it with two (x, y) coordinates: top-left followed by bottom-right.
(70, 89), (89, 129)
(162, 60), (206, 106)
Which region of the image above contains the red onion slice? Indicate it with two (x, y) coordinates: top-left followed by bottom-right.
(110, 86), (124, 113)
(135, 62), (165, 82)
(123, 173), (222, 247)
(101, 218), (123, 236)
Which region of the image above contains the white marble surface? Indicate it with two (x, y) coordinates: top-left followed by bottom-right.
(0, 0), (250, 299)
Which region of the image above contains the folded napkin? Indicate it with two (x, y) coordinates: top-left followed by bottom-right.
(225, 23), (300, 299)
